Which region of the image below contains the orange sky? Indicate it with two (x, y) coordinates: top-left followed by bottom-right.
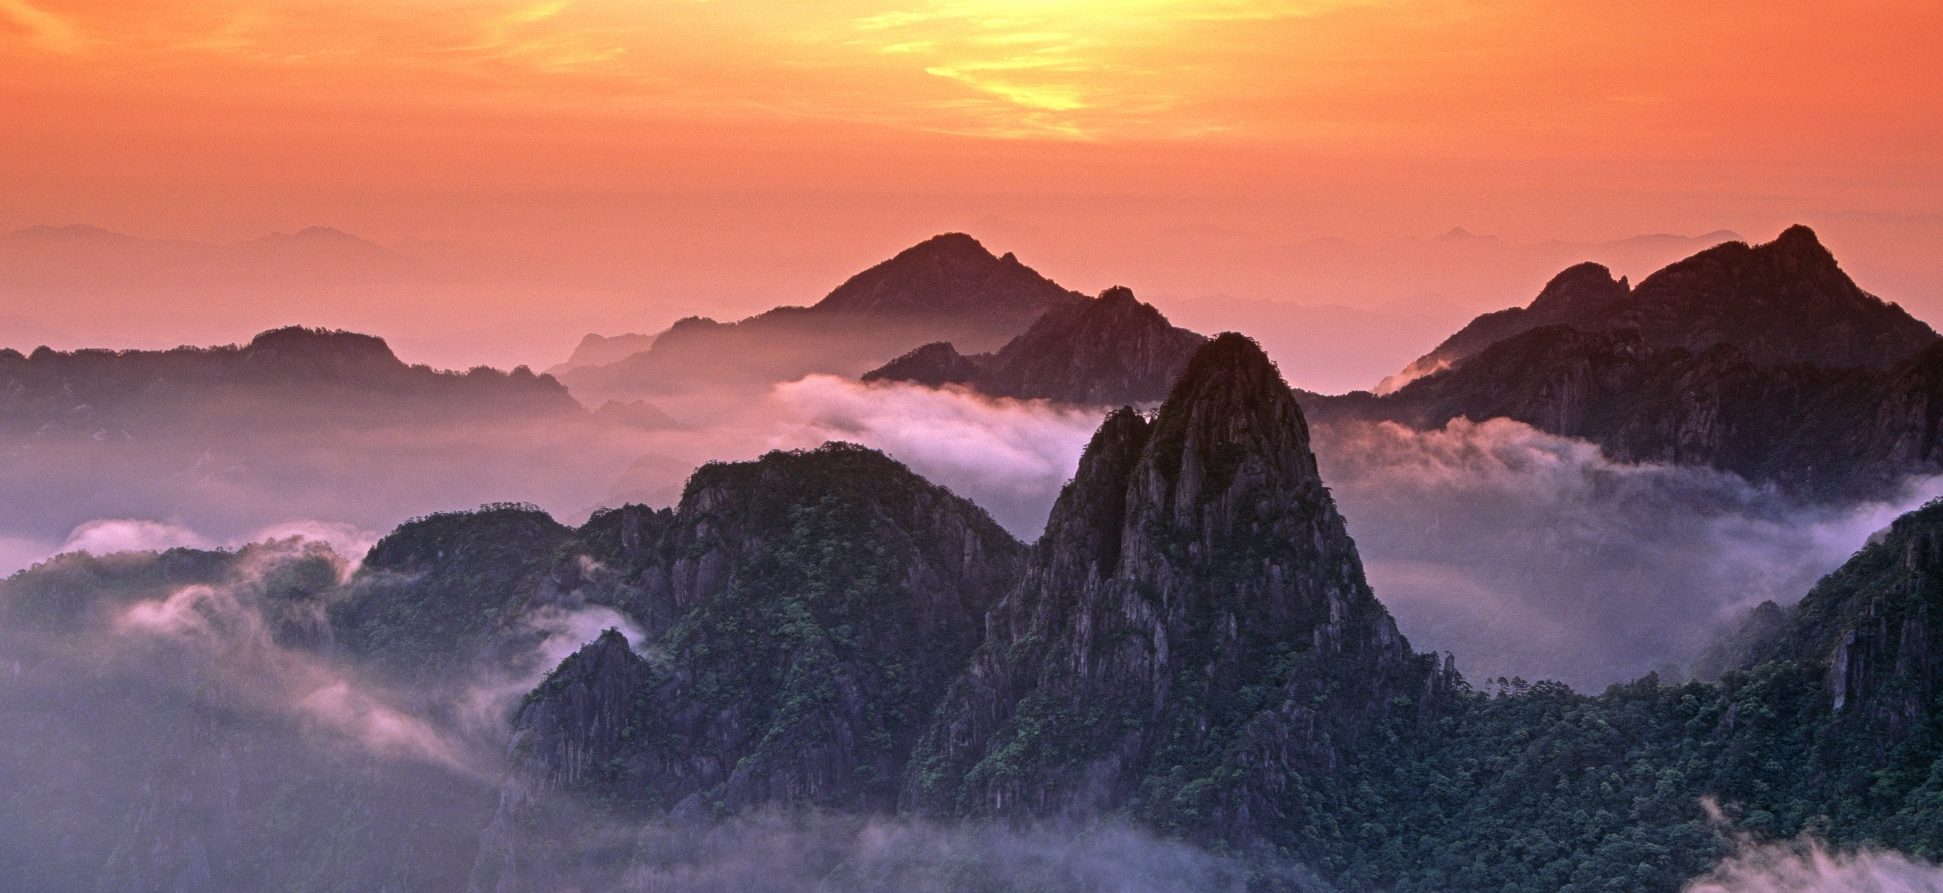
(2, 0), (1941, 361)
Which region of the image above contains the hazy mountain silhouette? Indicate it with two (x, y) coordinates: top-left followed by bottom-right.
(863, 286), (1206, 404)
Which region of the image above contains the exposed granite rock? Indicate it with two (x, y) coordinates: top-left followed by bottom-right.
(903, 334), (1453, 838)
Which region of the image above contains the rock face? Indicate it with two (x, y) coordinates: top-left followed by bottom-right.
(1389, 225), (1938, 388)
(470, 444), (1027, 891)
(561, 234), (1085, 397)
(903, 334), (1451, 836)
(864, 286), (1207, 405)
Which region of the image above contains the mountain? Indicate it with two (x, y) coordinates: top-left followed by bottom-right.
(1311, 326), (1943, 501)
(545, 331), (656, 375)
(1383, 225), (1938, 390)
(15, 338), (1943, 890)
(470, 444), (1027, 888)
(558, 233), (1085, 400)
(1309, 227), (1943, 501)
(902, 334), (1452, 831)
(0, 326), (579, 436)
(811, 232), (1080, 321)
(863, 286), (1207, 404)
(1724, 498), (1943, 733)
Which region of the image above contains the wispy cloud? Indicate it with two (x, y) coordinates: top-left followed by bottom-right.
(834, 0), (1359, 138)
(0, 0), (83, 54)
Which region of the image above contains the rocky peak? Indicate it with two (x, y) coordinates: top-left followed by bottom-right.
(1142, 332), (1316, 497)
(1526, 261), (1630, 315)
(1770, 223), (1838, 267)
(905, 334), (1446, 827)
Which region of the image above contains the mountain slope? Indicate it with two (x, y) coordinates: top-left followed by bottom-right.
(864, 286), (1207, 404)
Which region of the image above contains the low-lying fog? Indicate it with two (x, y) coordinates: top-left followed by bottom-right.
(6, 372), (1935, 690)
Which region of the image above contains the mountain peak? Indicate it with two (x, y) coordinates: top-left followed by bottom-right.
(810, 233), (1080, 318)
(904, 231), (991, 259)
(1767, 223), (1835, 266)
(1527, 261), (1629, 314)
(1163, 331), (1282, 402)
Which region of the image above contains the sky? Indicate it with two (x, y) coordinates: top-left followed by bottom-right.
(2, 0), (1941, 367)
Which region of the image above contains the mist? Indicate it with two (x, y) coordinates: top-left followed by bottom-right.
(1310, 418), (1943, 688)
(770, 375), (1103, 536)
(1686, 840), (1943, 893)
(0, 536), (644, 891)
(1687, 800), (1943, 893)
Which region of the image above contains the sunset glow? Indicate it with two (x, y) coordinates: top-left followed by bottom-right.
(3, 1), (1941, 365)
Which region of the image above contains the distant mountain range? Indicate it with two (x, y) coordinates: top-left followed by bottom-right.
(0, 223), (409, 286)
(0, 326), (577, 437)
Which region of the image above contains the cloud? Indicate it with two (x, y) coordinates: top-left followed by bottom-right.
(769, 375), (1103, 536)
(1313, 418), (1943, 688)
(60, 519), (211, 556)
(103, 541), (482, 774)
(1686, 840), (1943, 893)
(1686, 799), (1943, 892)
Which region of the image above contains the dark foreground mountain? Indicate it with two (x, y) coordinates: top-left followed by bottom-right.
(863, 286), (1206, 404)
(560, 233), (1084, 399)
(902, 334), (1450, 830)
(1316, 227), (1943, 501)
(8, 336), (1943, 892)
